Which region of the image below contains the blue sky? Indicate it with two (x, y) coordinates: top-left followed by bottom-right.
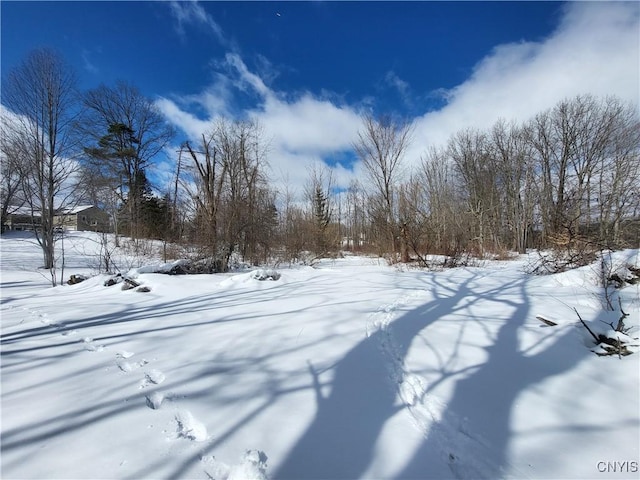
(2, 1), (639, 195)
(2, 1), (560, 111)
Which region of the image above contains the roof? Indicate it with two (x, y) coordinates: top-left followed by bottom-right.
(6, 205), (35, 215)
(5, 205), (97, 216)
(62, 205), (95, 215)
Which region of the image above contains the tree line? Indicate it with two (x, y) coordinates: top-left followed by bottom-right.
(393, 95), (639, 265)
(1, 48), (638, 284)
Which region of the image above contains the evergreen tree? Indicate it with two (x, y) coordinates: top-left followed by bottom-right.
(84, 123), (149, 238)
(313, 185), (331, 255)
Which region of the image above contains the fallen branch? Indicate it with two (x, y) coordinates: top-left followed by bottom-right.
(616, 297), (629, 332)
(574, 308), (600, 343)
(536, 315), (558, 327)
(124, 278), (140, 288)
(575, 307), (635, 358)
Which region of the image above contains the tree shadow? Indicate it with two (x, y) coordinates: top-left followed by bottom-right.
(0, 266), (606, 480)
(1, 272), (383, 479)
(274, 273), (482, 479)
(275, 270), (595, 479)
(395, 278), (592, 479)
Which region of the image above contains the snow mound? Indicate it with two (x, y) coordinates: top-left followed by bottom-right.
(603, 329), (636, 344)
(126, 259), (190, 278)
(543, 265), (593, 287)
(218, 269), (283, 287)
(252, 269), (281, 281)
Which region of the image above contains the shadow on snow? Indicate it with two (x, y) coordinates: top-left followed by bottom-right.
(0, 266), (603, 479)
(274, 270), (592, 479)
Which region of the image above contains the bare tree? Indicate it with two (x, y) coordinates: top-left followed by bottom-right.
(82, 81), (174, 239)
(342, 180), (367, 251)
(397, 174), (429, 263)
(448, 128), (500, 254)
(420, 147), (469, 256)
(489, 119), (536, 253)
(2, 48), (80, 283)
(182, 132), (225, 265)
(592, 98), (640, 246)
(0, 113), (27, 232)
(353, 114), (414, 258)
(180, 119), (273, 271)
(527, 95), (640, 250)
(275, 177), (311, 264)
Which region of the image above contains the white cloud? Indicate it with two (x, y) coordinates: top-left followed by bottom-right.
(81, 49), (99, 75)
(256, 95), (361, 153)
(155, 97), (211, 141)
(158, 2), (639, 198)
(384, 71), (411, 106)
(408, 1), (640, 160)
(157, 54), (364, 197)
(249, 88), (363, 195)
(168, 0), (227, 45)
(225, 53), (272, 99)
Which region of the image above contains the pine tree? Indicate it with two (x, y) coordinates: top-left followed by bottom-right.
(313, 185), (331, 255)
(84, 123), (151, 238)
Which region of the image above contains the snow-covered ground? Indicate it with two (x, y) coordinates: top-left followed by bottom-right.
(1, 231), (638, 479)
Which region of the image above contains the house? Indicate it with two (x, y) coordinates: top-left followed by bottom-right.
(3, 205), (40, 231)
(3, 204), (109, 233)
(54, 205), (110, 232)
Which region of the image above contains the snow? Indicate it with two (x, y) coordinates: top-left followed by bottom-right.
(62, 205), (96, 215)
(1, 231), (639, 479)
(127, 259), (190, 277)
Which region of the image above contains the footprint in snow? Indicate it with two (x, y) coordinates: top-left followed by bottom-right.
(81, 337), (105, 352)
(117, 361), (133, 373)
(39, 314), (63, 329)
(200, 455), (231, 479)
(399, 373), (427, 407)
(201, 450), (269, 480)
(140, 369), (165, 388)
(175, 410), (207, 442)
(145, 391), (164, 410)
(115, 351), (136, 373)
